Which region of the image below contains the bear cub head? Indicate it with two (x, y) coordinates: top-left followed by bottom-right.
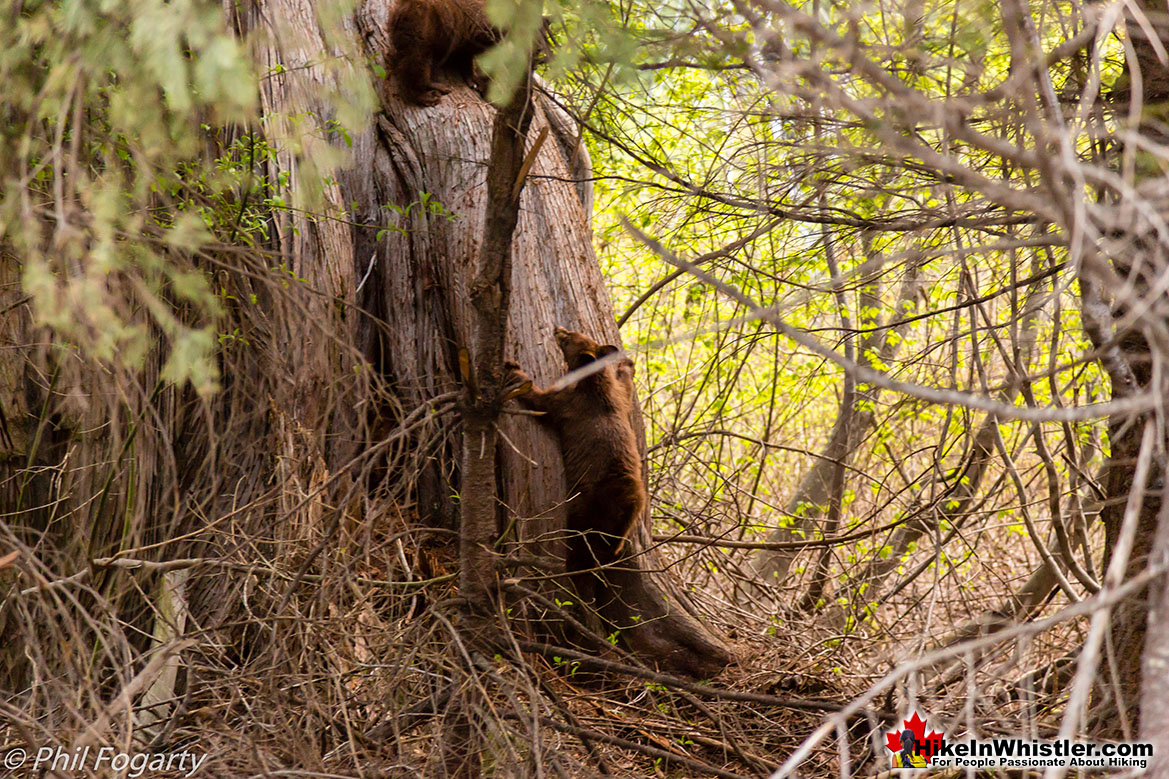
(553, 326), (620, 372)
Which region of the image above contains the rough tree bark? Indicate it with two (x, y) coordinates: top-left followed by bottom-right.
(442, 33), (542, 779)
(0, 0), (372, 727)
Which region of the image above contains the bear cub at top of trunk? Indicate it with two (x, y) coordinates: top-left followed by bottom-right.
(387, 0), (498, 107)
(504, 327), (646, 574)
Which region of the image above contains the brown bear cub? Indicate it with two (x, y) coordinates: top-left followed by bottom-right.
(387, 0), (498, 106)
(505, 328), (646, 577)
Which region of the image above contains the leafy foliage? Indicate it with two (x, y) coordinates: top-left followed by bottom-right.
(1, 0), (256, 393)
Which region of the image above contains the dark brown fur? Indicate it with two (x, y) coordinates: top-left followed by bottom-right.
(387, 0), (497, 106)
(505, 328), (646, 575)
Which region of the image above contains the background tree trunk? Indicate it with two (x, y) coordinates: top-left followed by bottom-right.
(745, 249), (923, 593)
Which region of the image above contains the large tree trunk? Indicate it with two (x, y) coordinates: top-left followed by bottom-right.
(347, 0), (732, 676)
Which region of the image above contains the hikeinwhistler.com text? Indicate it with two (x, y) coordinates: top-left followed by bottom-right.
(929, 738), (1153, 770)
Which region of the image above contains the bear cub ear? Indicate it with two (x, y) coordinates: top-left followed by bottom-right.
(596, 345), (619, 359)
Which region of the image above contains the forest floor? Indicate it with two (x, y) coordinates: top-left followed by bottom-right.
(141, 510), (1078, 779)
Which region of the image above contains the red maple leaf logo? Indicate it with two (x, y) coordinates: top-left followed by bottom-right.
(885, 711), (946, 760)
